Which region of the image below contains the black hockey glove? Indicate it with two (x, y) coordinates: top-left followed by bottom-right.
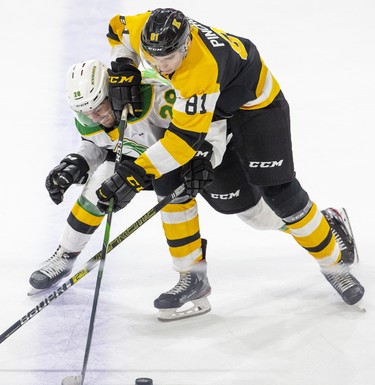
(108, 58), (142, 119)
(182, 145), (214, 197)
(45, 153), (89, 205)
(96, 160), (150, 213)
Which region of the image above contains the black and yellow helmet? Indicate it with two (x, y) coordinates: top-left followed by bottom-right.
(141, 8), (191, 57)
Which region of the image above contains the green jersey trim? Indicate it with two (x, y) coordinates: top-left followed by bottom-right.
(75, 118), (103, 136)
(127, 84), (153, 123)
(122, 138), (149, 156)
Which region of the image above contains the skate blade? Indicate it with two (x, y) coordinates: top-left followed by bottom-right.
(27, 278), (65, 296)
(338, 207), (359, 263)
(157, 297), (211, 322)
(353, 299), (366, 313)
(27, 285), (54, 296)
(61, 374), (82, 385)
(27, 286), (48, 296)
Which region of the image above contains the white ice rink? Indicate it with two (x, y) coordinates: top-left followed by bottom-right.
(1, 1), (374, 384)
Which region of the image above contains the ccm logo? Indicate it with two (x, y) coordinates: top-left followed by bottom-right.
(196, 150), (210, 157)
(249, 160), (284, 168)
(210, 190), (240, 199)
(109, 75), (135, 84)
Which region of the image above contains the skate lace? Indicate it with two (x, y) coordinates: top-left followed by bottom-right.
(331, 228), (347, 251)
(166, 273), (192, 295)
(39, 249), (70, 279)
(324, 263), (356, 293)
(324, 209), (349, 251)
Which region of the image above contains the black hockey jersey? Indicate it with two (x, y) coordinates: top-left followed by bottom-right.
(107, 12), (280, 178)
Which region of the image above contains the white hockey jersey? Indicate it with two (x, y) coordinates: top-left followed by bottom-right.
(72, 70), (227, 174)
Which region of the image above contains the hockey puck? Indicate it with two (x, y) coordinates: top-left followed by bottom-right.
(135, 378), (153, 385)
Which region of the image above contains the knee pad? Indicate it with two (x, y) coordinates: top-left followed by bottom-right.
(260, 179), (309, 219)
(237, 198), (284, 230)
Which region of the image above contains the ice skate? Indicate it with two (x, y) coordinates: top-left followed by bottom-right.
(321, 260), (364, 306)
(154, 266), (211, 321)
(322, 207), (358, 264)
(154, 240), (211, 321)
(28, 246), (79, 295)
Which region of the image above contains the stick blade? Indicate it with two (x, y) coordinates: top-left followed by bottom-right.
(61, 375), (82, 385)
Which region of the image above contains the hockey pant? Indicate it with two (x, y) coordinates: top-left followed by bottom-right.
(225, 91), (342, 267)
(154, 151), (285, 273)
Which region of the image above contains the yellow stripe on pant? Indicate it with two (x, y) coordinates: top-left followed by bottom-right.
(287, 202), (341, 267)
(161, 198), (204, 272)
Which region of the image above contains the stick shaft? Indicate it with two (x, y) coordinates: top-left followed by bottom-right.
(0, 188), (184, 343)
(79, 105), (130, 384)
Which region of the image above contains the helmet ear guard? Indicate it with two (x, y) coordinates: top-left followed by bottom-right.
(66, 59), (109, 113)
(141, 8), (191, 57)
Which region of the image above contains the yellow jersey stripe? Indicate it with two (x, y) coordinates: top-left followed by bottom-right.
(241, 71), (281, 110)
(255, 58), (268, 98)
(135, 131), (196, 177)
(134, 151), (162, 179)
(172, 109), (214, 133)
(107, 14), (125, 47)
(124, 12), (150, 55)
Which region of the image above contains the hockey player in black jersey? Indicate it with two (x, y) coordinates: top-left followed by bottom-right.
(96, 8), (364, 311)
(29, 58), (358, 322)
(29, 58), (286, 320)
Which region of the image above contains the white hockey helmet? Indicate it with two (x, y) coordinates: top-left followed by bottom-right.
(66, 59), (109, 113)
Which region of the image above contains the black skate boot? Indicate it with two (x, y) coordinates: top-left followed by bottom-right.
(321, 261), (364, 305)
(28, 245), (80, 294)
(322, 207), (358, 264)
(154, 239), (211, 321)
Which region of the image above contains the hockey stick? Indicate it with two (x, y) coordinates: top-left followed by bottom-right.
(0, 182), (185, 345)
(62, 105), (129, 385)
(0, 105), (186, 346)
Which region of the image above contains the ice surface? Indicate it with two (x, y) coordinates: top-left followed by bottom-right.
(1, 1), (374, 384)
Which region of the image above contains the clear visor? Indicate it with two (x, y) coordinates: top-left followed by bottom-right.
(140, 48), (162, 71)
(140, 45), (186, 74)
(72, 98), (116, 128)
(73, 110), (98, 128)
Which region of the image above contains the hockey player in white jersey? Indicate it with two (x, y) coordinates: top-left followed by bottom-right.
(29, 59), (360, 322)
(29, 59), (278, 319)
(28, 60), (229, 322)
